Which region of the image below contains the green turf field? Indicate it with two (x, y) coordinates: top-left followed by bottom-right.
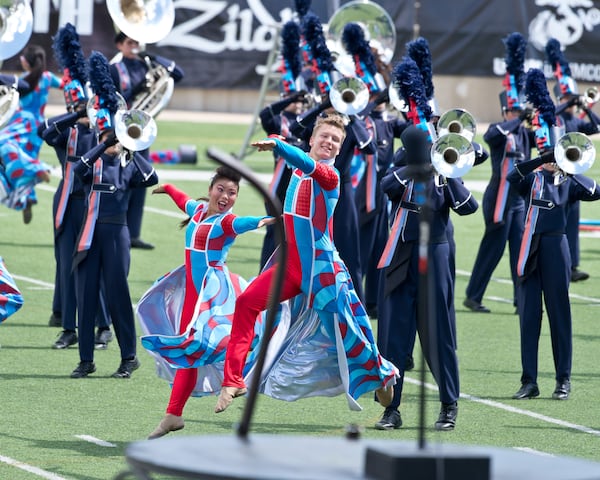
(1, 116), (600, 479)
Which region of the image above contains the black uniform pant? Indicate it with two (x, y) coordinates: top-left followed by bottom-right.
(75, 223), (136, 362)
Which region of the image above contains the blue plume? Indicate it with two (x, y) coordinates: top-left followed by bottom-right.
(545, 38), (571, 76)
(281, 21), (302, 79)
(302, 13), (333, 74)
(406, 37), (434, 99)
(392, 56), (432, 120)
(88, 51), (120, 114)
(503, 32), (526, 92)
(294, 0), (311, 17)
(525, 68), (555, 127)
(52, 23), (88, 83)
(342, 23), (377, 76)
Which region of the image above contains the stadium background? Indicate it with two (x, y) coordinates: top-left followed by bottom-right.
(4, 0), (600, 122)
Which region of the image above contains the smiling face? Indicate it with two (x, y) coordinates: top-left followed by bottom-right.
(207, 178), (239, 216)
(309, 123), (345, 161)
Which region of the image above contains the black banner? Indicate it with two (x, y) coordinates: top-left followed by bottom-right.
(4, 0), (600, 88)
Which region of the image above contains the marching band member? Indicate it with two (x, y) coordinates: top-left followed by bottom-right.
(464, 32), (534, 313)
(508, 69), (600, 401)
(341, 21), (401, 319)
(41, 23), (113, 350)
(110, 31), (184, 250)
(375, 58), (478, 431)
(68, 52), (158, 379)
(546, 38), (600, 283)
(291, 13), (376, 303)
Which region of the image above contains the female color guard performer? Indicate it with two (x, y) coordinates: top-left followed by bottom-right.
(138, 169), (274, 439)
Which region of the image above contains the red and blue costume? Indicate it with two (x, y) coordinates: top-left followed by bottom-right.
(0, 71), (60, 210)
(0, 257), (23, 323)
(138, 185), (272, 411)
(223, 138), (397, 410)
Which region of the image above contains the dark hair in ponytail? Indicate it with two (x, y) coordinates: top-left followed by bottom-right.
(21, 45), (46, 96)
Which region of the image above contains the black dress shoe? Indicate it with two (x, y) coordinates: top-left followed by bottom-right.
(375, 408), (402, 430)
(571, 268), (589, 282)
(434, 402), (458, 431)
(552, 379), (571, 400)
(463, 298), (491, 313)
(112, 357), (140, 378)
(52, 330), (78, 349)
(70, 361), (96, 378)
(130, 238), (155, 250)
(512, 382), (540, 399)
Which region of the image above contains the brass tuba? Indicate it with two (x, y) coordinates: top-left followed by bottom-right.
(326, 0), (396, 66)
(107, 0), (175, 118)
(0, 0), (33, 62)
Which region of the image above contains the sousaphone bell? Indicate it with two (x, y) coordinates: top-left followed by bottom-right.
(0, 0), (33, 61)
(431, 132), (475, 179)
(107, 0), (174, 44)
(114, 108), (157, 151)
(329, 76), (369, 115)
(554, 131), (596, 175)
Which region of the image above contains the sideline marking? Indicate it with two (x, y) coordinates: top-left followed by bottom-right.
(0, 454), (68, 480)
(11, 275), (53, 289)
(404, 377), (600, 437)
(514, 447), (555, 457)
(75, 435), (117, 448)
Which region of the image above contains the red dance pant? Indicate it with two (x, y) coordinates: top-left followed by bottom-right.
(222, 246), (303, 388)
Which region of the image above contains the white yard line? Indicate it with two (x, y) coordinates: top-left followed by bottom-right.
(403, 377), (600, 437)
(74, 435), (117, 448)
(0, 454), (68, 480)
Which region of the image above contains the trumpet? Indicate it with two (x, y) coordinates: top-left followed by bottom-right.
(554, 132), (595, 175)
(581, 86), (599, 108)
(430, 132), (475, 180)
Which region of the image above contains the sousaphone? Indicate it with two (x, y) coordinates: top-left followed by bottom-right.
(107, 0), (176, 117)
